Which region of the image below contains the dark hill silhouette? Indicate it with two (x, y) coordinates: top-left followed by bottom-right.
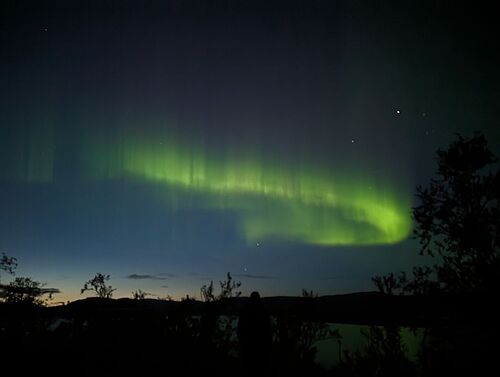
(5, 291), (486, 328)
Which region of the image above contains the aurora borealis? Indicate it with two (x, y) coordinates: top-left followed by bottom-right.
(81, 127), (411, 246)
(2, 122), (411, 246)
(1, 1), (498, 301)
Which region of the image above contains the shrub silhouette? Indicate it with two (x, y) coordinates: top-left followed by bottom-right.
(199, 272), (242, 368)
(338, 326), (416, 377)
(273, 289), (340, 373)
(81, 272), (115, 298)
(200, 272), (241, 302)
(132, 289), (149, 299)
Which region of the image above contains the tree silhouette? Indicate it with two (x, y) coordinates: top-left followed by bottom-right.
(4, 276), (54, 305)
(370, 133), (500, 376)
(0, 252), (17, 282)
(372, 273), (404, 295)
(373, 133), (500, 295)
(413, 132), (500, 293)
(81, 272), (115, 298)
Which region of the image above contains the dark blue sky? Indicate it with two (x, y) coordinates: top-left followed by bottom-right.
(1, 0), (498, 301)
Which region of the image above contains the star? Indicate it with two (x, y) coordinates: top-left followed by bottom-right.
(396, 110), (401, 114)
(351, 139), (355, 144)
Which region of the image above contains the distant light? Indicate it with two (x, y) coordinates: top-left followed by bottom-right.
(396, 110), (401, 114)
(243, 267), (248, 272)
(351, 139), (355, 144)
(256, 242), (260, 247)
(42, 28), (48, 32)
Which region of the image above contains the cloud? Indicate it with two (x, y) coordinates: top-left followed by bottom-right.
(126, 274), (168, 281)
(234, 274), (276, 280)
(0, 285), (61, 297)
(42, 287), (61, 294)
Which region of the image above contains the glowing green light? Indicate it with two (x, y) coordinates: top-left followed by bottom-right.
(82, 129), (411, 246)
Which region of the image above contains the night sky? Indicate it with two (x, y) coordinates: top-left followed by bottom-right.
(1, 0), (499, 302)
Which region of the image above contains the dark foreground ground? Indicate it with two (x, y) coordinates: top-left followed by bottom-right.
(1, 292), (498, 376)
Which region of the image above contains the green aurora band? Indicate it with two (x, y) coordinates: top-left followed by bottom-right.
(82, 129), (412, 246)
